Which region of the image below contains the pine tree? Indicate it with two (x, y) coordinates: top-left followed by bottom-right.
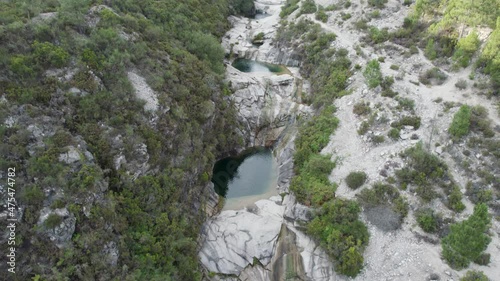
(442, 203), (491, 269)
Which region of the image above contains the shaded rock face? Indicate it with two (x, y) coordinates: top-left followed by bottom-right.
(270, 224), (307, 281)
(37, 207), (76, 248)
(227, 68), (311, 147)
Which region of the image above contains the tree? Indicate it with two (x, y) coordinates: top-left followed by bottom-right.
(442, 203), (491, 269)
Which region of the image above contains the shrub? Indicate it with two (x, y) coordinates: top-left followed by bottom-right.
(469, 105), (495, 137)
(390, 64), (400, 70)
(380, 76), (394, 90)
(372, 135), (385, 143)
(315, 8), (328, 22)
(395, 143), (448, 201)
(32, 40), (70, 68)
(416, 208), (439, 233)
(370, 10), (381, 18)
(449, 105), (471, 138)
(368, 0), (387, 8)
(419, 67), (448, 85)
(307, 199), (369, 277)
(280, 0), (300, 18)
(460, 270), (489, 281)
(466, 183), (493, 204)
(448, 186), (465, 213)
(391, 115), (421, 129)
(358, 120), (370, 135)
(474, 253), (491, 266)
(44, 214), (63, 228)
(381, 88), (398, 97)
(299, 0), (317, 15)
(353, 101), (371, 115)
(442, 204), (491, 269)
(363, 59), (382, 88)
(9, 55), (35, 78)
(424, 38), (437, 60)
(357, 182), (409, 220)
(455, 79), (468, 90)
(396, 97), (415, 111)
(388, 128), (400, 140)
(354, 19), (369, 30)
(368, 26), (389, 44)
(252, 32), (265, 45)
(345, 171), (367, 189)
(341, 12), (352, 21)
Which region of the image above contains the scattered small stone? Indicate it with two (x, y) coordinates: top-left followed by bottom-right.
(445, 271), (451, 276)
(435, 147), (443, 154)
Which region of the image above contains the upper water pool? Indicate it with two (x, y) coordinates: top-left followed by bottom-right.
(232, 58), (287, 74)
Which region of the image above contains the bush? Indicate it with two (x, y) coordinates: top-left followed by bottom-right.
(416, 208), (439, 233)
(469, 105), (495, 137)
(357, 182), (409, 222)
(353, 101), (371, 115)
(341, 13), (352, 21)
(395, 143), (448, 201)
(455, 79), (468, 89)
(368, 0), (387, 8)
(299, 0), (317, 15)
(315, 8), (328, 22)
(252, 32), (265, 44)
(32, 40), (70, 68)
(388, 128), (400, 140)
(345, 171), (367, 189)
(368, 26), (389, 44)
(372, 135), (385, 143)
(44, 214), (63, 228)
(424, 38), (437, 60)
(380, 76), (394, 90)
(363, 59), (382, 88)
(391, 115), (421, 129)
(280, 0), (300, 18)
(358, 120), (371, 135)
(396, 97), (415, 111)
(442, 203), (491, 269)
(448, 185), (465, 212)
(460, 270), (489, 281)
(307, 199), (369, 277)
(419, 67), (448, 85)
(449, 105), (471, 138)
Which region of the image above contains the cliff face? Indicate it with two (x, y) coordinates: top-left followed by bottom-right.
(0, 1), (246, 280)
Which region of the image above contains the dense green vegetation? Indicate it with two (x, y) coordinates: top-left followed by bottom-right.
(0, 0), (247, 280)
(442, 203), (491, 269)
(307, 199), (369, 277)
(276, 17), (367, 277)
(449, 105), (471, 138)
(397, 0), (500, 94)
